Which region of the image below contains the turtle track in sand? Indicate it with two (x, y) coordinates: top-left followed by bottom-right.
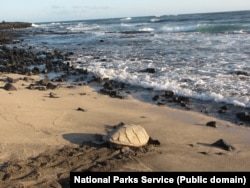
(0, 141), (160, 188)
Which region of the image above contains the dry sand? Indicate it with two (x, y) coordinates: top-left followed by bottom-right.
(0, 73), (250, 187)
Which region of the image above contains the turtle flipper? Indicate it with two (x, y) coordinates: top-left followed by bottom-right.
(92, 140), (105, 145)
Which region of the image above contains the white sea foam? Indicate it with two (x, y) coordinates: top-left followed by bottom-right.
(150, 18), (160, 22)
(84, 53), (248, 107)
(139, 28), (154, 32)
(21, 11), (250, 109)
(120, 23), (134, 27)
(160, 25), (196, 32)
(31, 23), (40, 27)
(67, 23), (101, 32)
(120, 17), (132, 21)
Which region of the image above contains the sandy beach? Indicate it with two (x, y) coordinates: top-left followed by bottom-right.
(0, 73), (250, 187)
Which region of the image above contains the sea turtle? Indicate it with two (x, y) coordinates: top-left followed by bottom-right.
(93, 122), (158, 149)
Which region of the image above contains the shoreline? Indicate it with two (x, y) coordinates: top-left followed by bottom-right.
(1, 29), (250, 187)
(1, 73), (250, 187)
(1, 34), (249, 128)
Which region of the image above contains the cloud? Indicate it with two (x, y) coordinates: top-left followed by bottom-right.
(72, 6), (82, 9)
(51, 5), (62, 9)
(50, 4), (110, 12)
(82, 5), (110, 10)
(47, 4), (112, 21)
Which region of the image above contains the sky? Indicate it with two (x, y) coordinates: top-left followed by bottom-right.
(0, 0), (250, 23)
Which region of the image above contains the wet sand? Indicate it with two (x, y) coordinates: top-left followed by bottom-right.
(0, 73), (250, 187)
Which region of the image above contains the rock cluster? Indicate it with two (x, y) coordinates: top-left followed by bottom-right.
(0, 21), (32, 44)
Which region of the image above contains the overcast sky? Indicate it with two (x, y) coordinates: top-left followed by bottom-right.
(1, 0), (250, 23)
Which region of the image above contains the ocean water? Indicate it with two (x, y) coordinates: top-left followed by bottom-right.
(19, 10), (250, 109)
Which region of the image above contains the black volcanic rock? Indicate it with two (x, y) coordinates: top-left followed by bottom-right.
(211, 139), (235, 151)
(206, 121), (217, 128)
(236, 112), (250, 121)
(0, 21), (32, 44)
(0, 21), (32, 30)
(3, 83), (17, 91)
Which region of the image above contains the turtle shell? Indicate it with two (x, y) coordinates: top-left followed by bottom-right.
(104, 124), (150, 147)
